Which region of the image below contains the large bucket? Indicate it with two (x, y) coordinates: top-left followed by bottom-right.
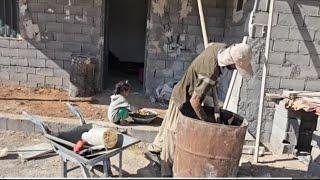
(173, 105), (248, 177)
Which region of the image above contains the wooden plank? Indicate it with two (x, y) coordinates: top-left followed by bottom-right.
(0, 96), (93, 102)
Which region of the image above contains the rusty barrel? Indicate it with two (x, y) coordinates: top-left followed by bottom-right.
(173, 107), (248, 177)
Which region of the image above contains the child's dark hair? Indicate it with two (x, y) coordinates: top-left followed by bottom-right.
(114, 80), (131, 95)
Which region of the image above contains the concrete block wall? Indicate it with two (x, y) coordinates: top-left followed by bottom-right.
(144, 0), (227, 95)
(0, 0), (103, 91)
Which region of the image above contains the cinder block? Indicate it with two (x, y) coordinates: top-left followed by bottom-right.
(274, 0), (293, 13)
(83, 7), (101, 16)
(269, 52), (285, 65)
(81, 44), (98, 54)
(9, 40), (28, 49)
(1, 48), (19, 57)
(63, 23), (82, 34)
(28, 3), (45, 13)
(273, 40), (299, 52)
(285, 53), (310, 66)
(188, 25), (202, 35)
(278, 13), (304, 27)
(268, 64), (293, 77)
(37, 50), (55, 59)
(0, 57), (11, 65)
(10, 73), (27, 82)
(270, 134), (296, 155)
(54, 69), (70, 78)
(293, 1), (320, 16)
(280, 78), (305, 90)
(305, 16), (320, 30)
(10, 66), (35, 74)
(298, 41), (320, 55)
(46, 41), (63, 50)
(55, 33), (75, 42)
(45, 4), (64, 14)
(74, 34), (91, 43)
(75, 0), (93, 6)
(37, 13), (56, 22)
(64, 6), (83, 15)
(0, 71), (9, 80)
(36, 68), (54, 76)
(56, 14), (75, 23)
(28, 74), (45, 84)
(45, 76), (63, 86)
(206, 8), (225, 17)
(254, 12), (269, 25)
(0, 39), (9, 48)
(289, 28), (316, 41)
(18, 49), (37, 58)
(63, 42), (81, 52)
(271, 26), (289, 39)
(46, 22), (63, 32)
(55, 51), (72, 60)
(28, 59), (46, 68)
(298, 66), (319, 79)
(11, 58), (28, 66)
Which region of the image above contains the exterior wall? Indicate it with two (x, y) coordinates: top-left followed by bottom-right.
(237, 0), (320, 143)
(0, 0), (103, 91)
(144, 0), (227, 95)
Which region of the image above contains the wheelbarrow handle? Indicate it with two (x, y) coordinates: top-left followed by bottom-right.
(66, 103), (86, 125)
(22, 111), (49, 134)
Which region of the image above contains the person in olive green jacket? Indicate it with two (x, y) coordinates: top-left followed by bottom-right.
(146, 42), (254, 177)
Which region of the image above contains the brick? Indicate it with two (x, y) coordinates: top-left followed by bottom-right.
(11, 58), (28, 66)
(298, 66), (320, 79)
(289, 28), (316, 41)
(18, 49), (37, 58)
(10, 66), (36, 74)
(294, 1), (320, 16)
(269, 52), (285, 65)
(0, 39), (9, 47)
(274, 0), (294, 13)
(64, 6), (83, 15)
(36, 68), (54, 76)
(0, 57), (11, 65)
(46, 41), (63, 50)
(305, 16), (320, 30)
(271, 26), (289, 39)
(299, 41), (320, 55)
(45, 76), (63, 86)
(38, 13), (56, 22)
(28, 74), (45, 84)
(9, 40), (28, 49)
(45, 4), (64, 14)
(37, 50), (55, 59)
(28, 59), (46, 68)
(280, 78), (305, 90)
(74, 34), (91, 43)
(278, 13), (304, 27)
(268, 64), (293, 77)
(28, 3), (45, 12)
(55, 51), (72, 60)
(10, 73), (27, 82)
(273, 40), (299, 52)
(285, 53), (310, 66)
(54, 69), (70, 78)
(188, 25), (202, 35)
(0, 71), (9, 80)
(46, 22), (63, 32)
(306, 80), (320, 91)
(0, 48), (19, 57)
(63, 23), (82, 34)
(266, 76), (280, 89)
(56, 14), (75, 23)
(63, 42), (81, 52)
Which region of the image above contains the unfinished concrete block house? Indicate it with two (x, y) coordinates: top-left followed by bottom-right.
(0, 0), (320, 164)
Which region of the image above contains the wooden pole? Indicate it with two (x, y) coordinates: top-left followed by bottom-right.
(197, 0), (208, 48)
(254, 0), (276, 163)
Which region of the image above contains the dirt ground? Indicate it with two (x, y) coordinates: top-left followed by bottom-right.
(0, 86), (166, 121)
(0, 130), (309, 178)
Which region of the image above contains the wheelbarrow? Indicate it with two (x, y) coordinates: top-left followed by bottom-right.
(22, 103), (140, 178)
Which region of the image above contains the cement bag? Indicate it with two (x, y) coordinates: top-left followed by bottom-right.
(82, 128), (118, 149)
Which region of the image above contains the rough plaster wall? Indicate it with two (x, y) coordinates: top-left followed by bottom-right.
(145, 0), (226, 95)
(0, 0), (103, 91)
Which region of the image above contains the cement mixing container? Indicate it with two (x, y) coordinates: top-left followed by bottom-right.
(173, 106), (248, 177)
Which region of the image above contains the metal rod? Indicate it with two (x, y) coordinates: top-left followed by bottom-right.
(103, 159), (109, 177)
(254, 0), (276, 163)
(119, 151), (123, 177)
(61, 157), (67, 178)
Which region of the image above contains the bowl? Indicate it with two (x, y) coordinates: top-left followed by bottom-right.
(130, 109), (158, 124)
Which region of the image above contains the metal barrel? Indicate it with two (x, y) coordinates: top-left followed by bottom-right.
(173, 108), (248, 177)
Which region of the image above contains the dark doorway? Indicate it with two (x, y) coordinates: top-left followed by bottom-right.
(103, 0), (148, 92)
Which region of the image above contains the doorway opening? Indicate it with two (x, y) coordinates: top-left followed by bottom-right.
(103, 0), (148, 93)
